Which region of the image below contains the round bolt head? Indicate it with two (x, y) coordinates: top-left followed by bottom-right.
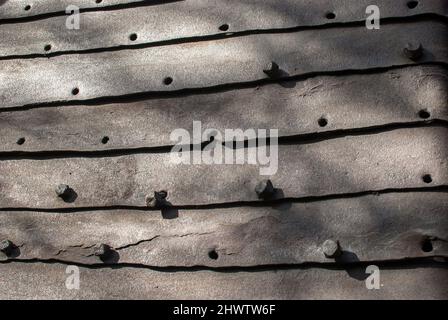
(155, 190), (168, 200)
(264, 61), (279, 72)
(255, 179), (275, 199)
(0, 239), (12, 252)
(94, 243), (110, 258)
(263, 61), (281, 78)
(55, 184), (70, 196)
(146, 190), (168, 208)
(322, 239), (342, 258)
(403, 43), (423, 61)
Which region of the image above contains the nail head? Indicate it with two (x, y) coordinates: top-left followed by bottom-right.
(255, 179), (275, 200)
(55, 184), (70, 197)
(322, 239), (342, 258)
(94, 243), (111, 259)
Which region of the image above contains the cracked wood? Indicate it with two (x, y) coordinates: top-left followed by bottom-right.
(1, 0), (447, 21)
(0, 21), (447, 109)
(0, 192), (447, 266)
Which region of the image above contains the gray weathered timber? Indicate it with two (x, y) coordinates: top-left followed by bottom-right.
(1, 0), (447, 56)
(0, 262), (446, 299)
(1, 0), (446, 21)
(0, 193), (447, 266)
(0, 0), (141, 19)
(1, 21), (447, 109)
(0, 127), (446, 208)
(1, 65), (447, 152)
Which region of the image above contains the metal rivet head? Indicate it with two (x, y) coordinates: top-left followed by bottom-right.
(403, 42), (423, 61)
(322, 239), (342, 258)
(255, 179), (275, 200)
(263, 61), (281, 78)
(55, 184), (77, 202)
(155, 190), (168, 200)
(94, 243), (111, 259)
(55, 184), (70, 197)
(0, 239), (13, 255)
(146, 190), (168, 208)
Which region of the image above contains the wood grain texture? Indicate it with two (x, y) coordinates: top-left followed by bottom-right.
(1, 21), (447, 108)
(1, 0), (447, 21)
(0, 127), (446, 208)
(0, 261), (446, 299)
(0, 192), (447, 266)
(0, 65), (446, 152)
(1, 0), (447, 55)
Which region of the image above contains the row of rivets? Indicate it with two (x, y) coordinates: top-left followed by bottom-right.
(54, 172), (434, 205)
(264, 42), (424, 79)
(36, 42), (425, 99)
(0, 238), (339, 260)
(0, 239), (115, 261)
(54, 184), (172, 207)
(322, 239), (342, 258)
(0, 238), (337, 261)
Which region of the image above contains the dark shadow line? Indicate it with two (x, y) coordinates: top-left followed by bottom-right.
(0, 14), (447, 60)
(0, 120), (446, 160)
(0, 185), (447, 213)
(0, 256), (446, 273)
(1, 62), (447, 113)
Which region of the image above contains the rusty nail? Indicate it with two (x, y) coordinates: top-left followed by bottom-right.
(0, 239), (13, 255)
(403, 42), (423, 61)
(322, 239), (342, 258)
(255, 179), (275, 200)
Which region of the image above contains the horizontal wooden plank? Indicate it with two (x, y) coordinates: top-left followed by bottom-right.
(1, 21), (447, 109)
(0, 261), (446, 299)
(1, 0), (446, 22)
(1, 0), (447, 56)
(0, 193), (447, 266)
(1, 65), (447, 152)
(0, 127), (446, 208)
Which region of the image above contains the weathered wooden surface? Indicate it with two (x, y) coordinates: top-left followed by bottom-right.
(0, 261), (446, 299)
(1, 0), (447, 56)
(1, 0), (447, 22)
(1, 65), (446, 152)
(0, 127), (446, 208)
(1, 21), (447, 109)
(0, 0), (447, 301)
(0, 0), (142, 19)
(0, 193), (447, 266)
